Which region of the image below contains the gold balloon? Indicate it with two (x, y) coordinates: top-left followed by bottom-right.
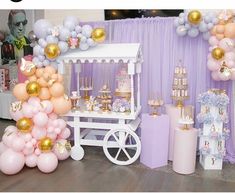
(44, 43), (61, 60)
(26, 81), (41, 96)
(188, 10), (202, 25)
(16, 117), (33, 133)
(38, 137), (53, 152)
(91, 28), (106, 43)
(212, 47), (225, 60)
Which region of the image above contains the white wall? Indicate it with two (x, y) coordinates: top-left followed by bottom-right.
(44, 10), (104, 25)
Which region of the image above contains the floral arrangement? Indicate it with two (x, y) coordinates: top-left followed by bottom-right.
(112, 98), (131, 113)
(197, 112), (214, 124)
(86, 96), (102, 112)
(197, 91), (229, 108)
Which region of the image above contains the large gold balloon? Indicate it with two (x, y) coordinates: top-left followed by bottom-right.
(44, 43), (61, 60)
(91, 28), (106, 43)
(38, 137), (53, 152)
(188, 10), (202, 25)
(26, 81), (41, 96)
(212, 47), (225, 60)
(16, 117), (33, 133)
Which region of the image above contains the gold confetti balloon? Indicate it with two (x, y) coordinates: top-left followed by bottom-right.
(187, 10), (202, 25)
(16, 117), (33, 133)
(212, 47), (225, 60)
(91, 28), (106, 43)
(44, 43), (61, 60)
(26, 81), (41, 96)
(39, 137), (53, 152)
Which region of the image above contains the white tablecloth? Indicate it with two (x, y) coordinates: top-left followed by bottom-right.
(0, 91), (15, 119)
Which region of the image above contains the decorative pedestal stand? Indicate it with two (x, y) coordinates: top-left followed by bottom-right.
(140, 113), (170, 169)
(165, 104), (194, 161)
(173, 127), (198, 174)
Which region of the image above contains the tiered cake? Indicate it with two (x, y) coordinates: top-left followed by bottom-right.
(171, 66), (189, 107)
(197, 89), (230, 170)
(115, 65), (131, 98)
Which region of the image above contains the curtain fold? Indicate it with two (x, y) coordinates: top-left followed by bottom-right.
(70, 17), (235, 163)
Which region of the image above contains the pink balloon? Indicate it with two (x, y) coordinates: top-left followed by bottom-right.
(22, 146), (34, 155)
(33, 112), (49, 128)
(25, 142), (33, 149)
(48, 113), (58, 120)
(225, 52), (235, 61)
(226, 60), (235, 68)
(207, 59), (220, 71)
(53, 139), (71, 160)
(0, 142), (7, 155)
(54, 128), (62, 134)
(32, 127), (47, 140)
(52, 120), (59, 127)
(208, 36), (219, 46)
(41, 100), (53, 114)
(218, 38), (235, 52)
(37, 152), (58, 173)
(4, 125), (17, 133)
(25, 154), (38, 168)
(31, 138), (37, 146)
(0, 149), (25, 175)
(47, 126), (54, 133)
(57, 119), (66, 129)
(11, 137), (25, 152)
(35, 148), (41, 156)
(230, 71), (235, 80)
(22, 102), (34, 118)
(59, 128), (71, 139)
(10, 108), (24, 121)
(2, 132), (17, 148)
(18, 133), (32, 142)
(211, 71), (221, 81)
(28, 97), (41, 105)
(47, 132), (57, 140)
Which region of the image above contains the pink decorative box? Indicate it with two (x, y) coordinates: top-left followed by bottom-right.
(140, 113), (170, 169)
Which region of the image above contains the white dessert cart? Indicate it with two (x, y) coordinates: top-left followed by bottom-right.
(57, 43), (143, 165)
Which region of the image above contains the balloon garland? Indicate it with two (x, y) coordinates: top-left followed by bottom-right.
(0, 16), (105, 175)
(175, 10), (235, 81)
(31, 16), (106, 68)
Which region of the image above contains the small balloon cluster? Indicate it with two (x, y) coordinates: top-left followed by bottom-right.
(175, 10), (235, 81)
(0, 58), (72, 175)
(31, 16), (106, 68)
(174, 10), (218, 39)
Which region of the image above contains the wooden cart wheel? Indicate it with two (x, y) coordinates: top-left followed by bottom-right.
(71, 145), (84, 161)
(103, 128), (141, 165)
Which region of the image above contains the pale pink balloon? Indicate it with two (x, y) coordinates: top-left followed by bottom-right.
(216, 34), (224, 40)
(225, 52), (235, 61)
(0, 142), (7, 155)
(28, 97), (41, 105)
(52, 119), (59, 127)
(59, 128), (71, 139)
(218, 71), (231, 81)
(54, 128), (62, 134)
(47, 132), (57, 140)
(208, 36), (219, 46)
(22, 103), (34, 118)
(25, 142), (33, 149)
(33, 112), (49, 128)
(53, 139), (71, 160)
(219, 38), (235, 52)
(11, 137), (25, 152)
(31, 138), (37, 146)
(47, 126), (55, 133)
(224, 23), (235, 38)
(207, 59), (220, 71)
(226, 60), (235, 68)
(37, 152), (58, 173)
(57, 119), (66, 129)
(0, 149), (25, 175)
(10, 108), (24, 121)
(25, 154), (38, 168)
(18, 133), (32, 142)
(34, 148), (41, 156)
(5, 125), (17, 133)
(41, 100), (53, 114)
(32, 127), (47, 140)
(48, 113), (58, 120)
(211, 71), (221, 81)
(2, 132), (17, 148)
(23, 146), (34, 155)
(216, 25), (225, 34)
(230, 71), (235, 80)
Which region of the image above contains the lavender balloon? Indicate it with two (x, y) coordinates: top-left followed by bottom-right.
(46, 35), (59, 44)
(33, 19), (52, 39)
(176, 26), (187, 36)
(63, 16), (79, 31)
(82, 25), (93, 38)
(79, 43), (89, 51)
(59, 27), (71, 41)
(58, 41), (69, 53)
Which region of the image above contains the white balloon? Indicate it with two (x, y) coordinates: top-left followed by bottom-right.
(71, 31), (77, 38)
(82, 25), (93, 38)
(75, 25), (82, 33)
(178, 17), (185, 25)
(38, 55), (45, 62)
(199, 22), (208, 33)
(176, 25), (187, 36)
(174, 18), (179, 27)
(187, 28), (199, 38)
(46, 35), (58, 44)
(87, 38), (97, 47)
(58, 41), (69, 53)
(33, 45), (41, 56)
(79, 43), (89, 51)
(33, 19), (52, 39)
(63, 16), (79, 31)
(80, 36), (87, 43)
(38, 38), (47, 48)
(179, 12), (185, 18)
(59, 27), (71, 41)
(202, 32), (210, 40)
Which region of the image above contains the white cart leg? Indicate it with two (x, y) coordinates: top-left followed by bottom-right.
(71, 117), (84, 161)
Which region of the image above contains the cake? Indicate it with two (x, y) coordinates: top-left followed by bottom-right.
(115, 66), (131, 93)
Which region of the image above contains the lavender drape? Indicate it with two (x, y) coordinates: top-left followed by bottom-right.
(70, 17), (235, 163)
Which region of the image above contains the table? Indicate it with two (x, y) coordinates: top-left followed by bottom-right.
(0, 91), (15, 119)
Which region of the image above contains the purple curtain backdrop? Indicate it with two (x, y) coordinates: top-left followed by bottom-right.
(70, 17), (235, 163)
